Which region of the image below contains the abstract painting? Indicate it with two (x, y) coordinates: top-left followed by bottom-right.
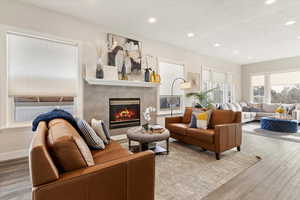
(107, 33), (142, 74)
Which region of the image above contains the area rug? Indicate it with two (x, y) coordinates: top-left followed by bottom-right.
(154, 141), (259, 200)
(243, 122), (300, 143)
(0, 141), (259, 200)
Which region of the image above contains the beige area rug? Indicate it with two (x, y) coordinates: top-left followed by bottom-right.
(155, 141), (260, 200)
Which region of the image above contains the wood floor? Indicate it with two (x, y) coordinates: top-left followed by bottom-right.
(1, 131), (300, 200)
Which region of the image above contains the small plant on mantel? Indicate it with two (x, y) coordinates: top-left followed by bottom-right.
(186, 88), (217, 109)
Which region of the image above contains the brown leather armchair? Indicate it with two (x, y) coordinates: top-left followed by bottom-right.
(165, 108), (242, 160)
(29, 121), (155, 200)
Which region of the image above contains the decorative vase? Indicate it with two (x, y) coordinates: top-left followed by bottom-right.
(144, 68), (151, 82)
(96, 58), (104, 79)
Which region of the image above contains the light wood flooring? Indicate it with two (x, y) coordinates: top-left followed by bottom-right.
(1, 130), (300, 200)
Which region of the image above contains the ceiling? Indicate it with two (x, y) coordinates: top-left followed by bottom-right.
(18, 0), (300, 64)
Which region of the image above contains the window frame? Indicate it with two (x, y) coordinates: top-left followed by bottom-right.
(157, 57), (186, 115)
(250, 74), (266, 104)
(201, 67), (234, 104)
(0, 26), (83, 129)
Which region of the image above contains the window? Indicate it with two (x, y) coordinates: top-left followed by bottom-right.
(251, 75), (265, 103)
(7, 33), (79, 123)
(159, 61), (184, 113)
(202, 69), (233, 104)
(271, 71), (300, 104)
(14, 97), (74, 122)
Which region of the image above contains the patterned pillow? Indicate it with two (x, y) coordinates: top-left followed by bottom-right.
(101, 121), (111, 141)
(76, 119), (105, 150)
(189, 114), (197, 128)
(193, 110), (212, 129)
(91, 119), (109, 144)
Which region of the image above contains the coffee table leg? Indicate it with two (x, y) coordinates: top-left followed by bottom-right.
(128, 139), (131, 151)
(166, 138), (169, 154)
(139, 142), (142, 152)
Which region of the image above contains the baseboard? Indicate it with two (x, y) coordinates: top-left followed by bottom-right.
(0, 149), (28, 162)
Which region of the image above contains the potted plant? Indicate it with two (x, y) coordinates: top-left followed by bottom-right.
(186, 88), (217, 108)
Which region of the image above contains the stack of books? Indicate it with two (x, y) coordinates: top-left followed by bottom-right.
(149, 124), (165, 134)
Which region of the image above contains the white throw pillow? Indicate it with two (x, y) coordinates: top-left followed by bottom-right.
(194, 110), (212, 129)
(91, 119), (109, 144)
(233, 103), (242, 112)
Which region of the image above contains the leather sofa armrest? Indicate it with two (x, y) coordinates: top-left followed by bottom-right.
(165, 116), (183, 124)
(33, 151), (155, 200)
(214, 123), (242, 152)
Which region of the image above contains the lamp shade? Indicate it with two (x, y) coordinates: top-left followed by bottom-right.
(180, 82), (192, 89)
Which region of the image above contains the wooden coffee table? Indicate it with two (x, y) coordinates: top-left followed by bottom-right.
(126, 127), (170, 154)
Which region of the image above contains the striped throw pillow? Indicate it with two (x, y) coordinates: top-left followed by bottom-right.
(91, 119), (109, 144)
(76, 119), (105, 150)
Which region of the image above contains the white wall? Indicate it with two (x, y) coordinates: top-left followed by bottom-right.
(241, 56), (300, 102)
(0, 0), (241, 160)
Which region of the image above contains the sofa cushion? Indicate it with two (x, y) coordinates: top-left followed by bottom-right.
(209, 110), (236, 128)
(47, 119), (95, 172)
(186, 128), (214, 144)
(233, 103), (242, 112)
(221, 103), (230, 110)
(92, 141), (130, 164)
(262, 103), (279, 113)
(167, 123), (189, 135)
(182, 107), (193, 123)
(256, 112), (276, 118)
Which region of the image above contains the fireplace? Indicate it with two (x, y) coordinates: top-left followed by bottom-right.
(109, 98), (141, 129)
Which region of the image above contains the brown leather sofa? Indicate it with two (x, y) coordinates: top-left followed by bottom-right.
(165, 108), (242, 160)
(29, 120), (155, 200)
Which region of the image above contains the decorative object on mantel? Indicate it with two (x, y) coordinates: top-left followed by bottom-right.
(102, 66), (118, 80)
(107, 33), (142, 79)
(144, 55), (160, 83)
(142, 106), (156, 130)
(186, 88), (217, 109)
(95, 40), (104, 79)
(144, 67), (151, 82)
(170, 78), (191, 116)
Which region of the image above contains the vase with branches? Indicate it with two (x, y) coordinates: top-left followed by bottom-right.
(186, 88), (217, 108)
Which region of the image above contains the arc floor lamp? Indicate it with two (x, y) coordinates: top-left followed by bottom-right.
(170, 77), (191, 116)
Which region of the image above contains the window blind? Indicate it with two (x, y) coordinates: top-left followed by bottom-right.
(159, 61), (184, 96)
(271, 71), (300, 85)
(252, 75), (264, 86)
(7, 33), (78, 97)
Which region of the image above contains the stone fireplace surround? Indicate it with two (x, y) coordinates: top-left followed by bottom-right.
(83, 82), (158, 136)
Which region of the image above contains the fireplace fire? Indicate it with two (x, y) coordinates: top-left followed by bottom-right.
(109, 98), (140, 129)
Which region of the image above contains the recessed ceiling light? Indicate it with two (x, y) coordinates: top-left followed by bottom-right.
(297, 36), (300, 39)
(148, 17), (157, 24)
(187, 32), (195, 38)
(265, 0), (276, 5)
(214, 43), (221, 47)
(233, 50), (239, 54)
(285, 20), (296, 26)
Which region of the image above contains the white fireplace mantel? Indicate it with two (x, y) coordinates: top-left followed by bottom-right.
(85, 77), (160, 88)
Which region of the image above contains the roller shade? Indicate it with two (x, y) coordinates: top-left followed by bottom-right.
(7, 33), (78, 97)
(252, 75), (264, 86)
(212, 71), (226, 83)
(159, 61), (184, 96)
(271, 71), (300, 85)
(202, 69), (211, 81)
